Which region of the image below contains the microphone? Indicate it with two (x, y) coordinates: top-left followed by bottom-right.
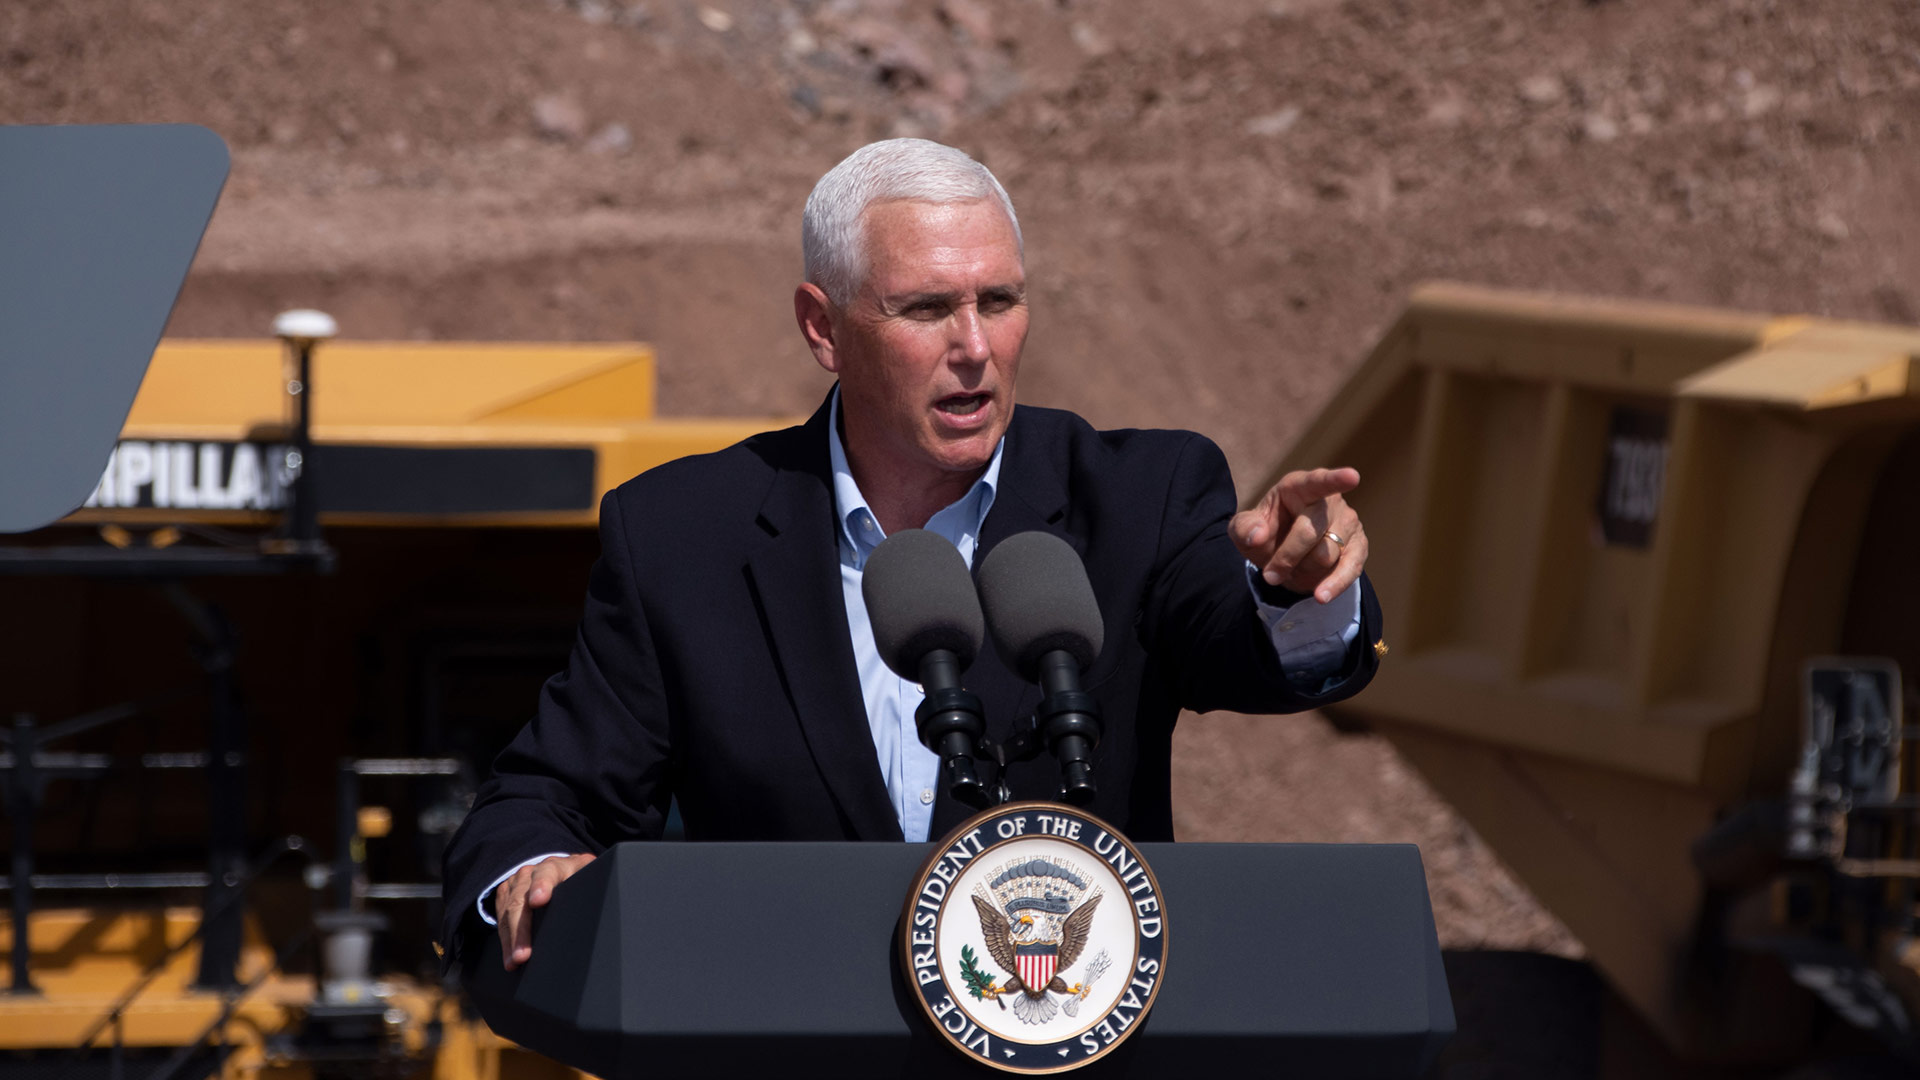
(861, 529), (990, 808)
(976, 531), (1105, 805)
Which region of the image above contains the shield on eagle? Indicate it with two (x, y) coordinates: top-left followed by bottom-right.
(1014, 941), (1058, 991)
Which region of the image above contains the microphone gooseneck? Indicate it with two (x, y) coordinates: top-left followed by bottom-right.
(976, 531), (1106, 805)
(861, 529), (990, 808)
(915, 648), (988, 808)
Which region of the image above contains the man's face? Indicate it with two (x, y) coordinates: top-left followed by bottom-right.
(830, 198), (1028, 480)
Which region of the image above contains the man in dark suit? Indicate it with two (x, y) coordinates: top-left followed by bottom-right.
(441, 139), (1381, 972)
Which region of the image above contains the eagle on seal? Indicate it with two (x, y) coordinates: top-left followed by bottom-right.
(970, 858), (1104, 1025)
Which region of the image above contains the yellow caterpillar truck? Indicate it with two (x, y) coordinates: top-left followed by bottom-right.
(0, 327), (770, 1079)
(1279, 284), (1920, 1068)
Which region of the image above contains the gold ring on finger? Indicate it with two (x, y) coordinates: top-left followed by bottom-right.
(1324, 530), (1346, 547)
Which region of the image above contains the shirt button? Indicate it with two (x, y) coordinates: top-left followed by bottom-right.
(862, 517), (875, 531)
(1279, 622), (1296, 632)
(920, 788), (935, 805)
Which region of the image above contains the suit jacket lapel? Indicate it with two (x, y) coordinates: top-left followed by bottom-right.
(979, 408), (1072, 553)
(744, 397), (903, 842)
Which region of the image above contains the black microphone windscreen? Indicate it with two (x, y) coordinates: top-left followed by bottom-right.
(861, 529), (985, 678)
(976, 531), (1104, 679)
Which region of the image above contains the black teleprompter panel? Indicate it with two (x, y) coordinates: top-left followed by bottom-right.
(465, 842), (1453, 1079)
(309, 445), (597, 515)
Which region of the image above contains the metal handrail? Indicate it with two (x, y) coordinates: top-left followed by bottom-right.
(63, 836), (316, 1065)
(0, 872), (209, 891)
(142, 923), (317, 1080)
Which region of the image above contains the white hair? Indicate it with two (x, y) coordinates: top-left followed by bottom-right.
(802, 138), (1023, 307)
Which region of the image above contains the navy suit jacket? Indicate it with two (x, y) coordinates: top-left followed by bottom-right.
(440, 394), (1383, 964)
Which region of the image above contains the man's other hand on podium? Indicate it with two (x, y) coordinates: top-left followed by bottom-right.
(496, 852), (596, 970)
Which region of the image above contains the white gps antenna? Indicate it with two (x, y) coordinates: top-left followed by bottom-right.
(272, 308), (337, 547)
(273, 308), (338, 344)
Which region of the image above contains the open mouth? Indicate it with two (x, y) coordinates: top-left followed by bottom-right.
(936, 393), (990, 416)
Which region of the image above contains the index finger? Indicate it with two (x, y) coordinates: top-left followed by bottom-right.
(1279, 467), (1361, 511)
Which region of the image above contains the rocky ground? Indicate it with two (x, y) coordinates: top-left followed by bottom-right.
(8, 0), (1920, 1074)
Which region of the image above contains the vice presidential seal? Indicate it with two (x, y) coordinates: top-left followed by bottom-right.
(901, 802), (1167, 1073)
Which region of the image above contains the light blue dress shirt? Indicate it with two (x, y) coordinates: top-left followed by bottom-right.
(829, 390), (1006, 843)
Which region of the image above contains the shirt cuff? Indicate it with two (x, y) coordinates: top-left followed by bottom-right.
(1243, 564), (1362, 690)
(476, 852), (573, 927)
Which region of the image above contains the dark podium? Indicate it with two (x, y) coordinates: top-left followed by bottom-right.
(464, 842), (1453, 1078)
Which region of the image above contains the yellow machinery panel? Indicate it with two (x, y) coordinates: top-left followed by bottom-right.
(1271, 283), (1920, 1059)
(123, 341), (660, 431)
(63, 339), (783, 528)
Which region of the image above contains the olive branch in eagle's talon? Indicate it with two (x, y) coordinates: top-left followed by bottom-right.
(959, 945), (1005, 1006)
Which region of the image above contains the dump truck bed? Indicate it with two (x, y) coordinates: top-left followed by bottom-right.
(1271, 283), (1920, 1060)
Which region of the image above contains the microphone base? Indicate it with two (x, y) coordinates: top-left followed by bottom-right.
(1037, 679), (1103, 807)
(1054, 736), (1097, 805)
(940, 755), (991, 810)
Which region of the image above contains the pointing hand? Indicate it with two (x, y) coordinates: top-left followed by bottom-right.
(1229, 467), (1367, 603)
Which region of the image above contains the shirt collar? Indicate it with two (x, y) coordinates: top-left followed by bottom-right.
(828, 386), (1003, 569)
